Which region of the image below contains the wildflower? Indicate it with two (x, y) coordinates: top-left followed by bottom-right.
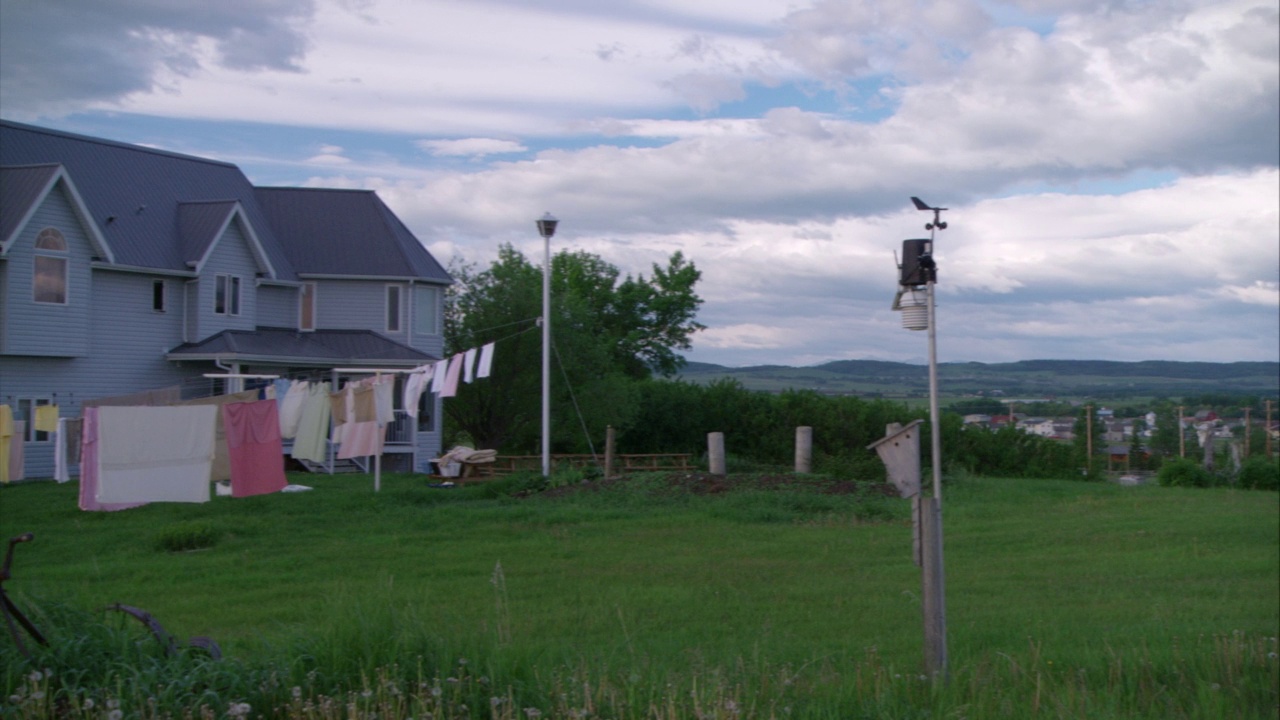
(28, 671), (43, 682)
(108, 711), (123, 720)
(1211, 684), (1221, 691)
(523, 707), (542, 718)
(491, 697), (504, 707)
(293, 686), (303, 699)
(458, 658), (468, 666)
(30, 692), (44, 701)
(8, 695), (21, 705)
(362, 690), (373, 698)
(83, 699), (95, 710)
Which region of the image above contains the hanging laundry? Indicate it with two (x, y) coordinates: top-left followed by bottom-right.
(403, 365), (433, 418)
(278, 380), (309, 439)
(0, 405), (11, 484)
(54, 418), (69, 483)
(7, 421), (24, 483)
(223, 400), (287, 498)
(477, 341), (495, 379)
(64, 418), (83, 465)
(96, 405), (217, 504)
(291, 382), (332, 464)
(373, 376), (395, 426)
(440, 352), (465, 398)
(78, 408), (146, 512)
(431, 357), (449, 394)
(463, 347), (478, 383)
(34, 404), (60, 433)
(177, 390), (258, 482)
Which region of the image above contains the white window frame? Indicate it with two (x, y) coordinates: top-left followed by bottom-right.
(215, 274), (242, 316)
(17, 398), (52, 443)
(413, 285), (438, 335)
(33, 227), (69, 305)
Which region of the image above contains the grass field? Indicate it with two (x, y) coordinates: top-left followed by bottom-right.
(1, 472), (1276, 719)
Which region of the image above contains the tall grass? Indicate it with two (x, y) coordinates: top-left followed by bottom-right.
(1, 472), (1276, 718)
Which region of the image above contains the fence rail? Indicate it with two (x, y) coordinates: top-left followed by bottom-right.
(456, 453), (694, 479)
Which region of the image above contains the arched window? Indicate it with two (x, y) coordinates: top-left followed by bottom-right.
(33, 227), (68, 304)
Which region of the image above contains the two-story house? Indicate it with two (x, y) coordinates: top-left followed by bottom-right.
(1, 120), (452, 479)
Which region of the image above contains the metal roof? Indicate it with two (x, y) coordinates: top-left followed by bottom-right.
(0, 164), (59, 247)
(254, 187), (451, 282)
(1, 121), (452, 285)
(166, 327), (437, 367)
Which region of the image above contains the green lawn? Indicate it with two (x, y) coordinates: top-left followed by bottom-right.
(1, 472), (1276, 718)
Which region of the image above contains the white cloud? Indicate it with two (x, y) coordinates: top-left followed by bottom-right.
(417, 138), (529, 157)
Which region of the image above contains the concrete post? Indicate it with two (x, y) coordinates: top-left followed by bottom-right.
(708, 432), (725, 475)
(795, 426), (813, 474)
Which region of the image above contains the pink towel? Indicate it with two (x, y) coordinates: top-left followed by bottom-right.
(223, 400), (287, 498)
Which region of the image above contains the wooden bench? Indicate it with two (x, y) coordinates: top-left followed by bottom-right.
(469, 453), (694, 479)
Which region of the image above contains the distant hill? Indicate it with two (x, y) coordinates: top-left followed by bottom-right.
(675, 359), (1280, 398)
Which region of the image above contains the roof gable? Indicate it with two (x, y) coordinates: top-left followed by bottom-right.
(0, 163), (115, 262)
(0, 120), (294, 278)
(178, 200), (277, 278)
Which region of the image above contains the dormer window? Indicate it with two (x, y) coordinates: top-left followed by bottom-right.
(215, 274), (241, 316)
(33, 227), (68, 305)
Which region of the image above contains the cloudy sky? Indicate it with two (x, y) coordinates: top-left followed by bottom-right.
(2, 0), (1277, 367)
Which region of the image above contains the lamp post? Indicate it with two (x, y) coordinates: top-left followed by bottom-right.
(536, 212), (559, 477)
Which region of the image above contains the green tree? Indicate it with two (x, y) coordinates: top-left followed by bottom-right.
(443, 245), (704, 452)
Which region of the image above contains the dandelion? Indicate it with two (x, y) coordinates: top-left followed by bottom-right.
(1211, 683), (1221, 691)
(292, 686), (303, 699)
(83, 699), (95, 710)
(108, 711), (123, 720)
(523, 707), (542, 718)
(30, 691), (45, 701)
(28, 671), (43, 682)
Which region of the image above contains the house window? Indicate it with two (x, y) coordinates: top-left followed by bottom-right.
(33, 227), (68, 305)
(152, 280), (167, 312)
(300, 282), (316, 331)
(414, 286), (438, 335)
(16, 398), (52, 443)
(215, 274), (241, 315)
(417, 392), (434, 432)
(386, 285), (402, 333)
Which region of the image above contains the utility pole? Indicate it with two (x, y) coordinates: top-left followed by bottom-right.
(1086, 404), (1093, 474)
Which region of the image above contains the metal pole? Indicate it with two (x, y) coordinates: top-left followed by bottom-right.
(542, 232), (551, 478)
(926, 280), (942, 501)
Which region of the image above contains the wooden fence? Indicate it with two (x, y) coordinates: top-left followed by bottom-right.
(456, 453), (693, 480)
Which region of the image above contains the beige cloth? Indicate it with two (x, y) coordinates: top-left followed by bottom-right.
(176, 390), (258, 481)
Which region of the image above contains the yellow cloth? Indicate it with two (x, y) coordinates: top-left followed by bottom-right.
(35, 404), (60, 433)
(0, 405), (12, 483)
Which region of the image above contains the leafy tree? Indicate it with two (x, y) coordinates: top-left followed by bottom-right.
(443, 245), (704, 453)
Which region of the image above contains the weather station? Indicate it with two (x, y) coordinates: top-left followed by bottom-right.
(869, 196), (950, 678)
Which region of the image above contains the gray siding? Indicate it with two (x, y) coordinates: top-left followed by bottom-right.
(1, 268), (199, 479)
(316, 280), (404, 338)
(256, 283), (299, 328)
(189, 219), (260, 340)
(2, 184), (93, 356)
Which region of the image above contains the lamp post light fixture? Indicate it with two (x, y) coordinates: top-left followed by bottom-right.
(536, 212), (558, 478)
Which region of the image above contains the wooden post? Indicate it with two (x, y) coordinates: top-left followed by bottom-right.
(1267, 400), (1274, 458)
(1085, 404), (1093, 474)
(1243, 408), (1251, 458)
(708, 432), (725, 475)
(1178, 405), (1185, 458)
(920, 495), (947, 678)
(604, 425), (616, 479)
(795, 426), (812, 474)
